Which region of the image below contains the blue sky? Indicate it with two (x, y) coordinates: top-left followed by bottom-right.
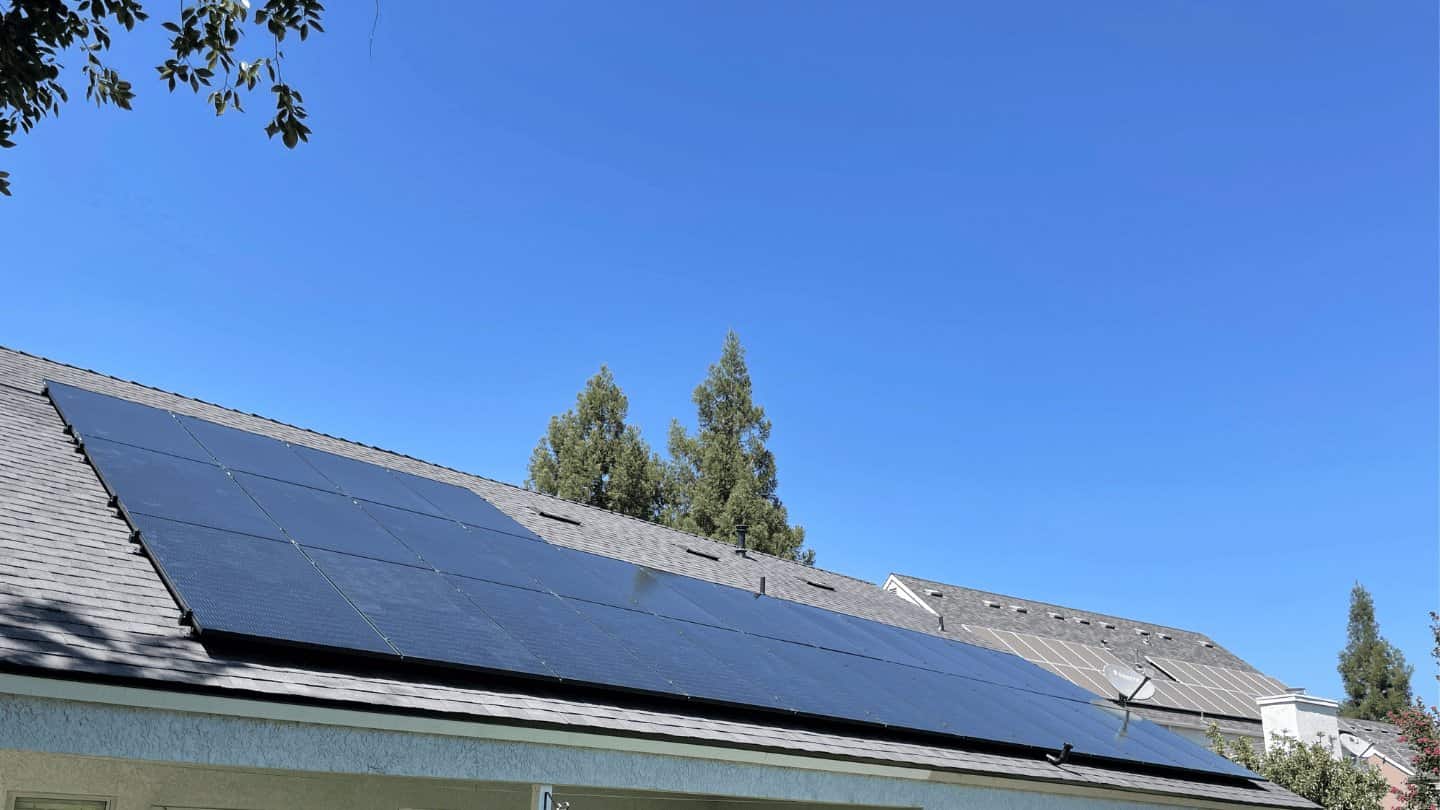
(5, 3), (1435, 702)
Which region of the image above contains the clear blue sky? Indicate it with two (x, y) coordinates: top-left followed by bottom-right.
(5, 3), (1435, 703)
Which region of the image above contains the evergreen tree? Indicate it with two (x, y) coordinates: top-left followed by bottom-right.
(665, 331), (812, 564)
(527, 366), (665, 521)
(1337, 583), (1414, 720)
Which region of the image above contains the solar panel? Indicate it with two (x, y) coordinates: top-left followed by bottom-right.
(361, 504), (546, 590)
(447, 576), (677, 694)
(49, 381), (1257, 781)
(389, 469), (543, 540)
(82, 438), (285, 541)
(291, 445), (442, 514)
(968, 627), (1136, 700)
(49, 381), (211, 462)
(969, 625), (1285, 720)
(176, 415), (337, 491)
(305, 548), (554, 676)
(130, 513), (394, 654)
(1147, 656), (1287, 719)
(234, 472), (425, 565)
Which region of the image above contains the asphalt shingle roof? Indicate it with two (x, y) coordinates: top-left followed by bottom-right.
(887, 576), (1416, 768)
(0, 347), (1312, 808)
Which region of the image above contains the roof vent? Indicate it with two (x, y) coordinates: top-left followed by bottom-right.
(734, 523), (748, 555)
(1048, 612), (1064, 620)
(685, 548), (721, 562)
(803, 579), (836, 592)
(1159, 633), (1172, 640)
(1198, 640), (1215, 648)
(1135, 628), (1151, 636)
(536, 510), (581, 526)
(983, 600), (1001, 609)
(925, 588), (944, 598)
(1010, 605), (1028, 614)
(1074, 618), (1092, 625)
(1101, 622), (1116, 630)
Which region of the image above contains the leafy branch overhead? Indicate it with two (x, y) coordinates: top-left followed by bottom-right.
(0, 0), (324, 195)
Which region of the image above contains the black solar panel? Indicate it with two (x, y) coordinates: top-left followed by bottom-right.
(130, 514), (395, 654)
(47, 381), (1256, 780)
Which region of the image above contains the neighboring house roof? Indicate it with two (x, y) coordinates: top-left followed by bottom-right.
(886, 574), (1256, 671)
(1340, 717), (1417, 774)
(885, 574), (1417, 770)
(0, 346), (1312, 808)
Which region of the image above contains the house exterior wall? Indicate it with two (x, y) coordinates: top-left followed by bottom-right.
(0, 690), (1260, 810)
(1361, 754), (1408, 810)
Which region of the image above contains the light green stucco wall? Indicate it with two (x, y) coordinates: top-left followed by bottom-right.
(0, 691), (1220, 810)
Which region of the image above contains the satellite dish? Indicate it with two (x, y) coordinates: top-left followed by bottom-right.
(1339, 733), (1372, 758)
(1105, 663), (1156, 702)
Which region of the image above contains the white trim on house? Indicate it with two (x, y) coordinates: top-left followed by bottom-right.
(882, 575), (939, 616)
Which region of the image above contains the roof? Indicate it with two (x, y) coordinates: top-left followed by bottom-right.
(1339, 717), (1417, 772)
(888, 574), (1255, 671)
(0, 346), (1311, 808)
(885, 577), (1417, 768)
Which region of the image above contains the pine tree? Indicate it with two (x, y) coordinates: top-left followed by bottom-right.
(527, 366), (665, 521)
(665, 331), (813, 564)
(1337, 583), (1413, 720)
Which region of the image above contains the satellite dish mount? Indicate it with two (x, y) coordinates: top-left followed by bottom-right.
(1103, 663), (1155, 738)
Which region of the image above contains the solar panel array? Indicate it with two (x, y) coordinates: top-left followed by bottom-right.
(965, 624), (1285, 720)
(47, 381), (1256, 780)
(967, 627), (1134, 699)
(1147, 657), (1287, 719)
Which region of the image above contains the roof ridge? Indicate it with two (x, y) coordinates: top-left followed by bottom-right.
(891, 572), (1215, 641)
(4, 344), (860, 584)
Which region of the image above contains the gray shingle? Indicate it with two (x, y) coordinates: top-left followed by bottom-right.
(0, 347), (1311, 808)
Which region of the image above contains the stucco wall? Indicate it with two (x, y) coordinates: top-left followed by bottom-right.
(0, 690), (1255, 810)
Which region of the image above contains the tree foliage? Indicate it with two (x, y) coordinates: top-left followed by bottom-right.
(1208, 724), (1387, 810)
(1337, 583), (1414, 720)
(1388, 611), (1440, 810)
(0, 0), (323, 195)
(665, 330), (811, 563)
(526, 366), (665, 521)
